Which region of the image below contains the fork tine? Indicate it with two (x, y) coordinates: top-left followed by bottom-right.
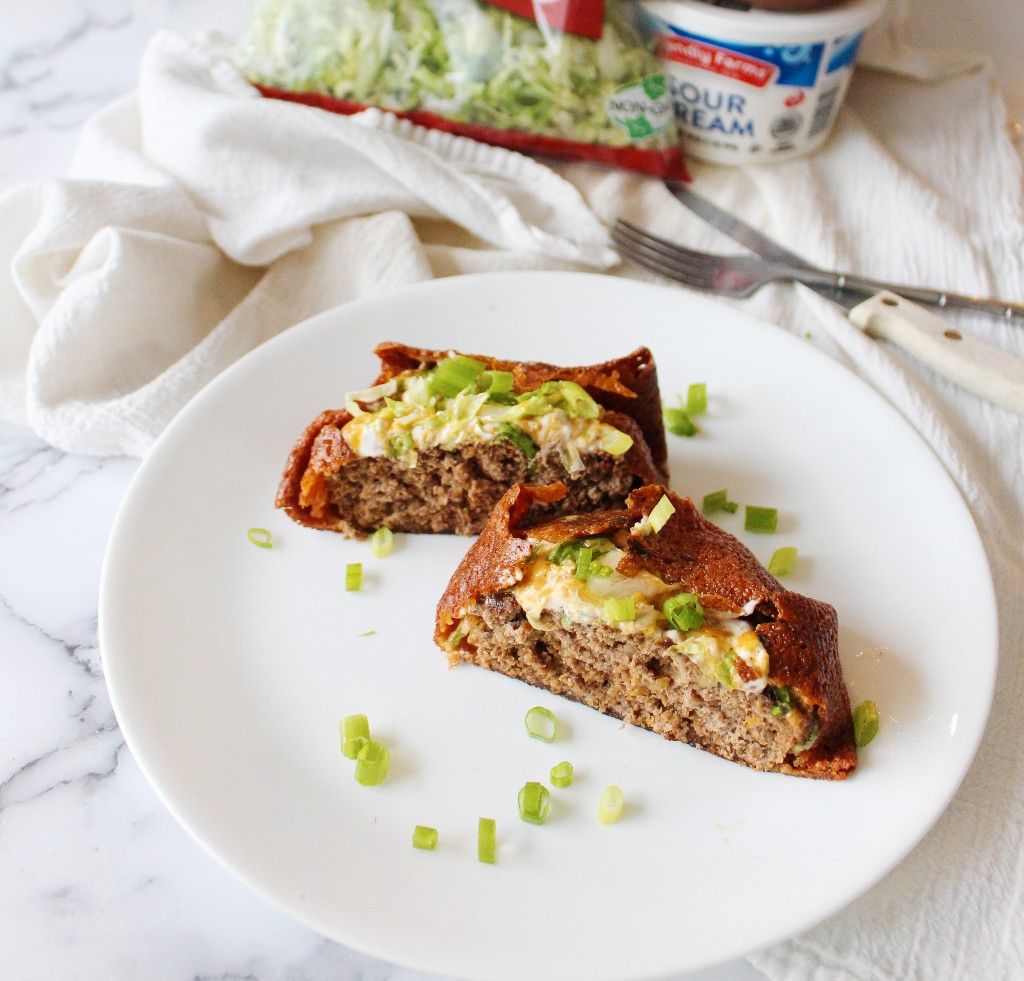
(616, 220), (726, 273)
(611, 224), (717, 291)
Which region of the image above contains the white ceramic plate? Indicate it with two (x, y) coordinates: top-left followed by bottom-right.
(100, 273), (996, 980)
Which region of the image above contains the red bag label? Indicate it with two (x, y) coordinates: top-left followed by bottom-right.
(656, 35), (777, 89)
(483, 1), (605, 40)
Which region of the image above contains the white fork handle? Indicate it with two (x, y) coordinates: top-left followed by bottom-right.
(848, 291), (1024, 416)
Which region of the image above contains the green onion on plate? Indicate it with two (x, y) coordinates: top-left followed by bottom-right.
(345, 562), (363, 591)
(518, 782), (551, 825)
(767, 546), (798, 577)
(525, 706), (558, 742)
(550, 761), (574, 788)
(478, 817), (496, 864)
(354, 739), (389, 786)
(663, 592), (704, 632)
(597, 785), (624, 825)
(340, 713), (370, 760)
(744, 506), (778, 534)
(853, 700), (880, 747)
(247, 527), (272, 549)
(371, 527), (394, 558)
(412, 825), (438, 851)
(604, 597), (636, 623)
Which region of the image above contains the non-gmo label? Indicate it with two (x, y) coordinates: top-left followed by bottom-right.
(606, 76), (674, 141)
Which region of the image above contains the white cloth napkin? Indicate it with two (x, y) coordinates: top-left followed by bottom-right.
(2, 24), (1023, 981)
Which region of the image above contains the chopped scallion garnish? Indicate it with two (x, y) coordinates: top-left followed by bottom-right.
(357, 630), (377, 637)
(604, 597), (636, 623)
(716, 651), (736, 687)
(574, 546), (594, 581)
(853, 700), (880, 747)
(648, 494), (676, 533)
(597, 785), (624, 825)
(518, 781), (552, 825)
(793, 719), (820, 754)
(525, 706), (558, 742)
(445, 618), (470, 651)
(354, 739), (390, 786)
(478, 817), (496, 864)
(663, 592), (704, 632)
(600, 428), (634, 456)
(247, 527), (272, 549)
(550, 761), (574, 788)
(702, 489), (738, 515)
(767, 686), (793, 717)
(496, 422), (538, 460)
(340, 714), (370, 760)
(371, 527), (394, 558)
(345, 562), (363, 592)
(479, 370), (514, 395)
(686, 383), (708, 416)
(745, 506), (778, 534)
(430, 355), (486, 397)
(767, 546), (798, 577)
(412, 825), (438, 851)
(664, 408), (698, 437)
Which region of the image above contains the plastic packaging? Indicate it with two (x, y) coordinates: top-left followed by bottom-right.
(236, 0), (688, 179)
(640, 0), (885, 165)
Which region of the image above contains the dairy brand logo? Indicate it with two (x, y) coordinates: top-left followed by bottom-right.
(659, 27), (824, 88)
(657, 35), (776, 89)
(606, 76), (673, 141)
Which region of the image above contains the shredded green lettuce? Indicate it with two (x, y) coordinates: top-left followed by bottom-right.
(235, 0), (674, 149)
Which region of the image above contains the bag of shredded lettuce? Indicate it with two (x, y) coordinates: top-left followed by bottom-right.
(235, 0), (688, 179)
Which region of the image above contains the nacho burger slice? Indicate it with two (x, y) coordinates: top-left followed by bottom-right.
(435, 483), (857, 779)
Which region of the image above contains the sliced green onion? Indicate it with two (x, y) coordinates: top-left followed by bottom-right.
(604, 597), (636, 623)
(558, 381), (601, 419)
(354, 739), (389, 786)
(431, 355), (486, 397)
(767, 546), (798, 577)
(478, 817), (496, 864)
(793, 719), (820, 754)
(357, 630), (377, 637)
(412, 825), (438, 850)
(664, 407), (698, 437)
(445, 618), (470, 651)
(371, 527), (394, 558)
(767, 685), (793, 717)
(518, 781), (552, 825)
(387, 432), (414, 457)
(550, 761), (574, 788)
(525, 706), (558, 742)
(345, 562), (363, 592)
(663, 592), (704, 632)
(574, 546), (595, 581)
(745, 506), (779, 534)
(853, 700), (880, 747)
(600, 428), (634, 456)
(686, 383), (708, 416)
(247, 527), (272, 549)
(702, 489), (738, 515)
(479, 370), (514, 395)
(340, 714), (370, 760)
(496, 422), (538, 460)
(548, 540), (576, 565)
(597, 785), (624, 825)
(648, 494), (676, 533)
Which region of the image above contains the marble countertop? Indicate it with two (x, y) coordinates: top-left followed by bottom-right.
(1, 3), (1019, 979)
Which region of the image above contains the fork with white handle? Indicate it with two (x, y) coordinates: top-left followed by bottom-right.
(611, 219), (1024, 416)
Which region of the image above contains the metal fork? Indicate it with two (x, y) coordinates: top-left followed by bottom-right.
(611, 219), (1024, 319)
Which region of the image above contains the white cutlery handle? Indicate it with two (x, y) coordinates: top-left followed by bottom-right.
(848, 291), (1024, 415)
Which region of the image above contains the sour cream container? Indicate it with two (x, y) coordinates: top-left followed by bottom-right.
(640, 0), (885, 164)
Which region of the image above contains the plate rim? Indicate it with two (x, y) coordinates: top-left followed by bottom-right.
(98, 270), (998, 979)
